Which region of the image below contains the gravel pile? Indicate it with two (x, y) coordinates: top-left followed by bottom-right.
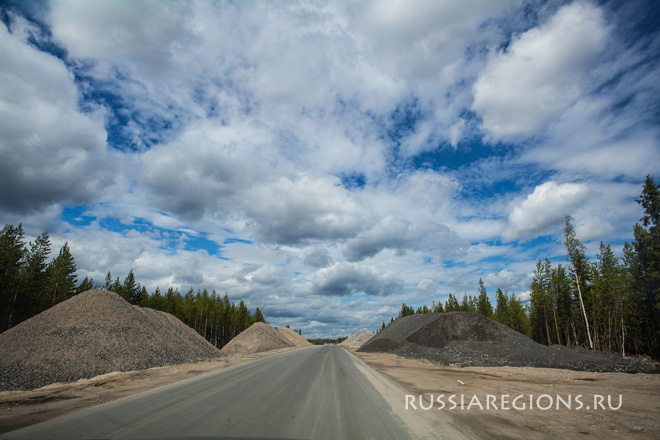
(220, 322), (294, 355)
(278, 327), (312, 347)
(0, 290), (221, 391)
(339, 330), (374, 347)
(359, 313), (656, 373)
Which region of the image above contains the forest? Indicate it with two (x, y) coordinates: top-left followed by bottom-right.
(528, 176), (660, 357)
(0, 228), (265, 349)
(2, 176), (658, 357)
(392, 176), (660, 358)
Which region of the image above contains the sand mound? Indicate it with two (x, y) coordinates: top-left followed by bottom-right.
(339, 330), (374, 347)
(359, 312), (655, 373)
(0, 290), (220, 391)
(278, 327), (312, 347)
(220, 322), (294, 355)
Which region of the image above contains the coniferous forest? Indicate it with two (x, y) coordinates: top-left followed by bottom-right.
(2, 176), (659, 357)
(392, 176), (660, 359)
(0, 229), (265, 349)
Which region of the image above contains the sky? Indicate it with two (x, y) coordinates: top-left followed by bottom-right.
(1, 0), (659, 338)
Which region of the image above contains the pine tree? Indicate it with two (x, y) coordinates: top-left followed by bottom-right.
(398, 303), (415, 317)
(253, 307), (266, 323)
(508, 293), (531, 337)
(46, 242), (77, 306)
(444, 293), (460, 312)
(530, 259), (553, 346)
(104, 271), (113, 290)
(1, 224), (26, 330)
(76, 276), (95, 295)
(122, 270), (140, 304)
(476, 278), (493, 318)
(624, 175), (660, 354)
(494, 288), (509, 325)
(564, 215), (594, 349)
(19, 232), (51, 318)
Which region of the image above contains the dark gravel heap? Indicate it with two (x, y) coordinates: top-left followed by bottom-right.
(0, 290), (221, 391)
(359, 312), (656, 373)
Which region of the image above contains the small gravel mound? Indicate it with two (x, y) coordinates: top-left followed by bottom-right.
(220, 322), (294, 355)
(359, 312), (655, 373)
(0, 290), (220, 391)
(339, 330), (374, 347)
(278, 327), (312, 347)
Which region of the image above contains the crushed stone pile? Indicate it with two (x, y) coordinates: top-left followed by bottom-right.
(278, 327), (312, 347)
(0, 290), (220, 391)
(358, 312), (656, 373)
(220, 322), (295, 356)
(339, 329), (374, 347)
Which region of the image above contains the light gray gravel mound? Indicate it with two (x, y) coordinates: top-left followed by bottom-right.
(220, 322), (294, 355)
(339, 330), (375, 347)
(0, 290), (221, 391)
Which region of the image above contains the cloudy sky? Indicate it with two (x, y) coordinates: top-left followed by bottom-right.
(1, 0), (658, 337)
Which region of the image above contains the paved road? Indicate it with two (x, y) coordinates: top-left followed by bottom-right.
(1, 346), (419, 440)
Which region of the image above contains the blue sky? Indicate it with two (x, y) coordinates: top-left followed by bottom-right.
(1, 0), (659, 337)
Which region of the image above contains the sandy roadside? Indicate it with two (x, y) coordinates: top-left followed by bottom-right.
(0, 347), (296, 435)
(349, 347), (660, 440)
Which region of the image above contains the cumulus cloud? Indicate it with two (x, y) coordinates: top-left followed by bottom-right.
(485, 269), (528, 291)
(416, 279), (437, 295)
(3, 0), (656, 338)
(311, 263), (403, 297)
(243, 174), (368, 245)
(140, 127), (265, 219)
(49, 0), (198, 79)
(473, 2), (608, 139)
(344, 217), (457, 261)
(503, 181), (591, 241)
(304, 248), (333, 268)
(0, 15), (115, 213)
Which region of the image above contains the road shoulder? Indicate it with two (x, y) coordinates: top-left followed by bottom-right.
(350, 348), (660, 440)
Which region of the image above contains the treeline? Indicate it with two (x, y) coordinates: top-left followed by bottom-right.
(530, 176), (660, 357)
(100, 270), (266, 348)
(0, 226), (78, 331)
(0, 224), (265, 348)
(309, 337), (347, 345)
(390, 278), (531, 336)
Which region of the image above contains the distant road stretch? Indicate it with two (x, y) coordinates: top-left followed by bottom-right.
(1, 346), (421, 440)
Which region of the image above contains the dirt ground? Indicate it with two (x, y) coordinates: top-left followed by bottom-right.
(2, 345), (658, 439)
(0, 347), (295, 435)
(350, 347), (660, 440)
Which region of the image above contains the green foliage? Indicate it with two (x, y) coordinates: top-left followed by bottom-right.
(398, 303), (415, 318)
(476, 278), (493, 318)
(0, 228), (77, 330)
(0, 223), (268, 350)
(253, 307), (266, 323)
(309, 337), (346, 345)
(525, 177), (660, 357)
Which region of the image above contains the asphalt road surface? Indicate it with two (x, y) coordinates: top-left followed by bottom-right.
(1, 346), (427, 440)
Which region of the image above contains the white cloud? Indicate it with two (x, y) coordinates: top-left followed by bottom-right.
(311, 263), (403, 297)
(304, 248), (333, 268)
(49, 0), (198, 79)
(416, 279), (437, 295)
(243, 174), (368, 245)
(0, 15), (116, 213)
(523, 97), (660, 179)
(473, 2), (608, 139)
(485, 269), (528, 291)
(504, 181), (591, 241)
(344, 217), (459, 261)
(2, 0), (656, 338)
